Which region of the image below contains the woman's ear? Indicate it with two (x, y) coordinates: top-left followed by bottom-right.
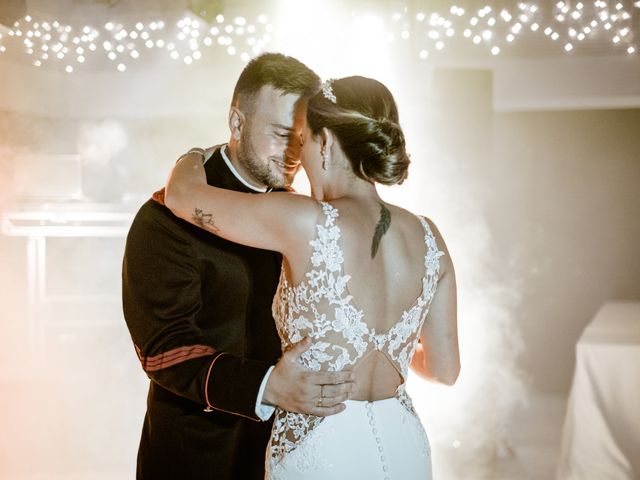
(229, 107), (245, 140)
(321, 127), (334, 152)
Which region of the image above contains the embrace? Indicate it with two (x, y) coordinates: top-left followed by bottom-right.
(122, 53), (459, 480)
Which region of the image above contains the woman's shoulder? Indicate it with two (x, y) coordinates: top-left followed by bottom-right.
(267, 191), (324, 219)
(387, 205), (454, 274)
(266, 191), (328, 251)
(415, 214), (453, 276)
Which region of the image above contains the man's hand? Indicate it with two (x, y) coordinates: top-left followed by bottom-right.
(263, 338), (355, 417)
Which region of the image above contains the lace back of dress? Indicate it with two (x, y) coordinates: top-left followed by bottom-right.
(269, 201), (444, 473)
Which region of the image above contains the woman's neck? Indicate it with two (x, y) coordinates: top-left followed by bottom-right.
(315, 171), (380, 203)
(309, 143), (381, 203)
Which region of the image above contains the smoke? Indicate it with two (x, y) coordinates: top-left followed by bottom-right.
(76, 120), (128, 168)
(76, 120), (130, 202)
(0, 116), (146, 478)
(0, 146), (16, 214)
(407, 152), (527, 478)
(398, 73), (529, 479)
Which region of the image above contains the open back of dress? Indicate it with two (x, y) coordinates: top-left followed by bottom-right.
(269, 201), (444, 471)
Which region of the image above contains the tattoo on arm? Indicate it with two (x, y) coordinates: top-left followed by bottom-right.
(191, 208), (220, 233)
(371, 203), (391, 258)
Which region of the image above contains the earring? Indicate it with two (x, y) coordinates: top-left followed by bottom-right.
(321, 150), (328, 170)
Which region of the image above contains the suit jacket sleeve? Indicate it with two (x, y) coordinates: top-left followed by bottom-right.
(122, 203), (272, 421)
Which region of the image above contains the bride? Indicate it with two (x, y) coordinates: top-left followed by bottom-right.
(164, 76), (459, 479)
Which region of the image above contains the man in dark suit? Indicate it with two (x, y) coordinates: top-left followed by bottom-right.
(122, 53), (354, 480)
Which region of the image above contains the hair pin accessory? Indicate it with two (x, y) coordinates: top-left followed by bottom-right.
(321, 79), (337, 104)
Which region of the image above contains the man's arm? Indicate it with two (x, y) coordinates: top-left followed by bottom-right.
(124, 202), (355, 420)
(123, 203), (272, 419)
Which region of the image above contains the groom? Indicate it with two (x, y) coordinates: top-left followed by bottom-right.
(122, 53), (353, 480)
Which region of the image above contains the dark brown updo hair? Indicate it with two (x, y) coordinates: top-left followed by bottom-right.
(306, 76), (410, 185)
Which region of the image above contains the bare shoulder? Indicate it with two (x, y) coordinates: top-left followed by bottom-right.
(267, 191), (323, 225)
(265, 191), (325, 250)
(384, 204), (443, 241)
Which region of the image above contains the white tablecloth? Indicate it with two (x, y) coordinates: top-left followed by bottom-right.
(557, 301), (640, 480)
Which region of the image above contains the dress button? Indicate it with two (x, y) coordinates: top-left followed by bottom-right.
(372, 428), (378, 434)
(383, 465), (389, 472)
(378, 446), (383, 452)
(376, 437), (381, 444)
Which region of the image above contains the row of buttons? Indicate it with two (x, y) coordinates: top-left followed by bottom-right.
(366, 402), (391, 480)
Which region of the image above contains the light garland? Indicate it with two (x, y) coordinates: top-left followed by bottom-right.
(0, 1), (637, 72)
(387, 1), (639, 59)
(0, 12), (272, 72)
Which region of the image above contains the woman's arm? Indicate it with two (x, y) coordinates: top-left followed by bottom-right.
(164, 152), (318, 254)
(410, 219), (460, 386)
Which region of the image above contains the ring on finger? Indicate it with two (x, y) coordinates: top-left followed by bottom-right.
(317, 397), (323, 407)
(320, 384), (325, 399)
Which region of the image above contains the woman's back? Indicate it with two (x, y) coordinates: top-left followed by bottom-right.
(275, 198), (444, 401)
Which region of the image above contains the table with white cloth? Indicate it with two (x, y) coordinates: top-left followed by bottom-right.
(557, 301), (640, 480)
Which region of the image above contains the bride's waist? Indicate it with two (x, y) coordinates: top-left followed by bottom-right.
(348, 358), (405, 400)
(349, 386), (400, 402)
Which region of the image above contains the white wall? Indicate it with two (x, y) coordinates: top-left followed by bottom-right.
(492, 55), (640, 111)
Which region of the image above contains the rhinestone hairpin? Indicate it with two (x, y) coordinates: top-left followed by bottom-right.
(321, 79), (337, 104)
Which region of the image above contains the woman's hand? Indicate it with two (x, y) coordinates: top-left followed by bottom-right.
(152, 146), (218, 207)
(164, 151), (208, 216)
(152, 187), (166, 205)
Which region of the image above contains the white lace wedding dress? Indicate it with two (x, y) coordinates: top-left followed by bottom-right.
(266, 202), (444, 480)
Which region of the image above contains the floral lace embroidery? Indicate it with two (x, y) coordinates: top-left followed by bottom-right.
(268, 201), (444, 474)
(397, 384), (431, 459)
(269, 412), (332, 478)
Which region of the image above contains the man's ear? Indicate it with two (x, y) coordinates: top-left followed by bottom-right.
(229, 107), (245, 140)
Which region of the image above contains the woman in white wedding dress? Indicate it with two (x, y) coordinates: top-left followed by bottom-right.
(164, 76), (459, 479)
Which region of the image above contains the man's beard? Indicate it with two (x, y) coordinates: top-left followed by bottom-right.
(237, 126), (288, 189)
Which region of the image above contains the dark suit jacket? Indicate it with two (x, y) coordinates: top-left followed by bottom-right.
(122, 146), (283, 479)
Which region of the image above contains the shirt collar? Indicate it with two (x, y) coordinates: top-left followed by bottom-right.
(220, 144), (271, 193)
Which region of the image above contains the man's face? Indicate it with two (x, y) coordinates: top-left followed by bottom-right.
(237, 85), (302, 189)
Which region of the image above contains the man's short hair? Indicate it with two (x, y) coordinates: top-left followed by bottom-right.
(232, 53), (320, 115)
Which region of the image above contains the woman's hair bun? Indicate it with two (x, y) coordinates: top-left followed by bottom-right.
(355, 117), (410, 186)
(307, 76), (411, 185)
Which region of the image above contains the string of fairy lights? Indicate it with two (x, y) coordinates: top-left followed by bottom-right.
(0, 1), (637, 72)
(394, 0), (639, 59)
(0, 13), (273, 72)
